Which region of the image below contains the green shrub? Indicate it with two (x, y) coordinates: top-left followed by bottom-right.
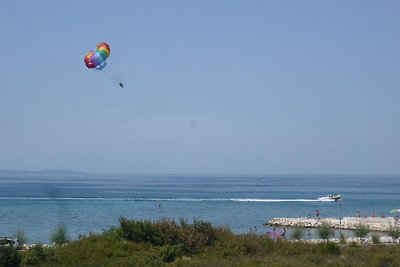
(178, 222), (212, 254)
(159, 244), (182, 263)
(50, 224), (70, 245)
(192, 219), (216, 246)
(386, 225), (400, 241)
(119, 217), (178, 245)
(238, 234), (264, 256)
(119, 218), (151, 242)
(318, 242), (340, 255)
(317, 223), (331, 240)
(118, 217), (217, 254)
(370, 251), (396, 267)
(179, 218), (190, 228)
(0, 246), (21, 267)
(291, 227), (304, 240)
(371, 233), (380, 244)
(22, 244), (58, 266)
(353, 223), (370, 241)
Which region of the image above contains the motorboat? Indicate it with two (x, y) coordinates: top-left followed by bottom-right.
(326, 194), (341, 201)
(318, 194), (342, 201)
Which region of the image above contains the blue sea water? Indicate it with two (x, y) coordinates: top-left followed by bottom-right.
(0, 172), (399, 243)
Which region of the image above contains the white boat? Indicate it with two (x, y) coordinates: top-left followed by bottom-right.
(326, 194), (341, 201)
(318, 194), (341, 201)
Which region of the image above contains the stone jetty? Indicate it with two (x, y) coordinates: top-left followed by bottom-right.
(265, 217), (398, 231)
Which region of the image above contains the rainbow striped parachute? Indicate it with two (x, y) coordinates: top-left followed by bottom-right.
(84, 42), (110, 70)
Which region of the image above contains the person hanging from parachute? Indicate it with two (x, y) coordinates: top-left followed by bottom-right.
(84, 42), (125, 87)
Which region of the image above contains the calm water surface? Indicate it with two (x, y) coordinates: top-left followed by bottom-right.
(0, 173), (399, 243)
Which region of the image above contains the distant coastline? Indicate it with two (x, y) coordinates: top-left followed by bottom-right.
(1, 169), (400, 177)
(0, 169), (86, 175)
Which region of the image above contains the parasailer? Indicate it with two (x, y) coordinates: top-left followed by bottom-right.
(84, 42), (110, 70)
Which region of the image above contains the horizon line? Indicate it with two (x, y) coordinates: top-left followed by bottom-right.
(1, 169), (400, 177)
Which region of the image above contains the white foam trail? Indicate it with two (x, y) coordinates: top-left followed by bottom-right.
(229, 198), (320, 202)
(317, 197), (336, 202)
(0, 197), (330, 202)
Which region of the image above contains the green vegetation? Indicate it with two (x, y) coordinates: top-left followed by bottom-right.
(371, 233), (380, 244)
(316, 222), (331, 240)
(49, 224), (69, 246)
(353, 223), (370, 242)
(14, 230), (28, 247)
(340, 233), (347, 244)
(386, 225), (400, 241)
(22, 245), (58, 266)
(290, 227), (304, 240)
(317, 242), (340, 255)
(0, 246), (21, 267)
(2, 218), (400, 266)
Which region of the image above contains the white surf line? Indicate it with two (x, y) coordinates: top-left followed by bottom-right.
(0, 197), (331, 202)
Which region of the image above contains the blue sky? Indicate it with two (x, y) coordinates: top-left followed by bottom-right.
(1, 1), (399, 174)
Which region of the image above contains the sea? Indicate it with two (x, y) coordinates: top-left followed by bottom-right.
(0, 172), (399, 243)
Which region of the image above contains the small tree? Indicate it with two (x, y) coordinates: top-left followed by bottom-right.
(353, 223), (370, 243)
(317, 222), (331, 241)
(386, 225), (400, 242)
(50, 224), (69, 245)
(291, 227), (304, 240)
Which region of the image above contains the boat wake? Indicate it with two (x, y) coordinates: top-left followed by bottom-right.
(0, 197), (334, 202)
(317, 197), (337, 202)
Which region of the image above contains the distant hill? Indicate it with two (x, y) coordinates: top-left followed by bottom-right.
(0, 169), (85, 175)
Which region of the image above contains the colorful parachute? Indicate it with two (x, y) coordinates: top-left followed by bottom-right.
(84, 42), (110, 70)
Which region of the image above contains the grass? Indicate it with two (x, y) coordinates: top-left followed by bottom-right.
(353, 223), (371, 241)
(14, 229), (28, 247)
(49, 224), (69, 246)
(290, 227), (304, 240)
(316, 222), (331, 240)
(386, 225), (400, 241)
(7, 218), (400, 266)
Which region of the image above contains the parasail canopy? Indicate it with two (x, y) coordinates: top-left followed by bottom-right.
(84, 42), (110, 70)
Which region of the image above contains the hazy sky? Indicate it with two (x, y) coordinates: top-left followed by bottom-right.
(1, 1), (399, 174)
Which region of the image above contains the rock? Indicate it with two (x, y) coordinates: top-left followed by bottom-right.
(266, 217), (396, 231)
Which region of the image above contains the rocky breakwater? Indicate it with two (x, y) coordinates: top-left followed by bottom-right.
(266, 217), (397, 231)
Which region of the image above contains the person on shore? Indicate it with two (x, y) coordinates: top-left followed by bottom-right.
(357, 211), (360, 218)
(281, 228), (286, 237)
(316, 209), (320, 220)
(273, 227), (276, 234)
